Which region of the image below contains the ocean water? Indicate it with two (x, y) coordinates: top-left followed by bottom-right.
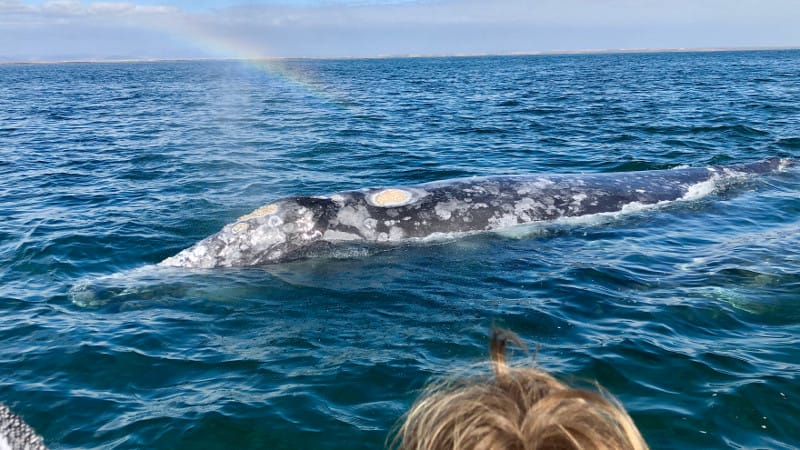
(1, 50), (799, 449)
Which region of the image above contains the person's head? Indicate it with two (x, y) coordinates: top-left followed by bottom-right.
(392, 329), (648, 450)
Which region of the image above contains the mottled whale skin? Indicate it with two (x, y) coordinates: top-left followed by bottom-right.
(160, 158), (790, 268)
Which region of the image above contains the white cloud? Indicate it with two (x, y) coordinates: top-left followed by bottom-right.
(0, 0), (29, 13)
(7, 0), (796, 26)
(3, 0), (176, 18)
(1, 0), (799, 61)
(42, 0), (89, 16)
(88, 2), (136, 14)
(87, 2), (177, 14)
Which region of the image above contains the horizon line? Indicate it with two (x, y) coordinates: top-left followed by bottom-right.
(2, 45), (799, 65)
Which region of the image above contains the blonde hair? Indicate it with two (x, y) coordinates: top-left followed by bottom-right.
(391, 329), (648, 450)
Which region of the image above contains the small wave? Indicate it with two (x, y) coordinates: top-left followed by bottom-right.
(496, 99), (520, 107)
(702, 124), (768, 136)
(776, 137), (800, 149)
(605, 133), (638, 143)
(607, 160), (674, 172)
(519, 106), (561, 115)
(67, 265), (206, 308)
(454, 126), (506, 135)
(639, 124), (769, 136)
(701, 286), (800, 322)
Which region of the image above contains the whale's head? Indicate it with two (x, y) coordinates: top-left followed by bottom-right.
(160, 197), (336, 268)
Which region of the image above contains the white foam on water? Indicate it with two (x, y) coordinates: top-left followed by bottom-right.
(306, 244), (372, 260)
(68, 265), (178, 307)
(493, 224), (553, 239)
(680, 175), (720, 201)
(418, 230), (478, 242)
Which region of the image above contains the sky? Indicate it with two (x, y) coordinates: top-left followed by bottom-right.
(1, 0), (799, 61)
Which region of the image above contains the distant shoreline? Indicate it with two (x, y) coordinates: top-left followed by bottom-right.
(2, 46), (798, 65)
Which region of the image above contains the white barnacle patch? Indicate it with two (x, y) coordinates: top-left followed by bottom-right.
(388, 226), (405, 240)
(434, 203), (452, 220)
(238, 203), (278, 222)
(367, 188), (415, 207)
(572, 193), (588, 203)
(434, 198), (465, 221)
(333, 204), (381, 240)
(294, 209), (316, 233)
(336, 205), (370, 228)
(488, 213), (520, 229)
(568, 193), (588, 214)
(363, 218), (378, 230)
(268, 215), (283, 228)
(513, 197), (539, 221)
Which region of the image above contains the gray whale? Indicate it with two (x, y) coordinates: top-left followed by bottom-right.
(160, 158), (791, 268)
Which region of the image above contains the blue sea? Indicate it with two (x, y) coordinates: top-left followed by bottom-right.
(1, 50), (799, 449)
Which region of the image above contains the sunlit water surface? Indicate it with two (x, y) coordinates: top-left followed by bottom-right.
(1, 51), (799, 449)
